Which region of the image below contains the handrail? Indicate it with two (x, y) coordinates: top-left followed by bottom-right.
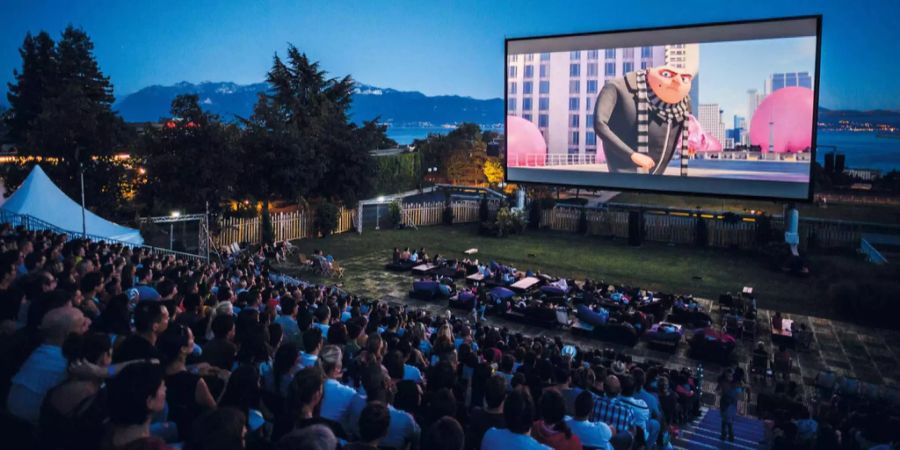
(860, 239), (888, 265)
(0, 209), (208, 261)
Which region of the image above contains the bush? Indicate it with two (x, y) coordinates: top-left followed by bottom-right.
(314, 202), (340, 237)
(755, 213), (774, 245)
(261, 207), (274, 244)
(694, 217), (708, 247)
(578, 208), (588, 235)
(443, 203), (454, 225)
(479, 196), (490, 222)
(494, 207), (527, 237)
(528, 197), (555, 229)
(388, 202), (402, 228)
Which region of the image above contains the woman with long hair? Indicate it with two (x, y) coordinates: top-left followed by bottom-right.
(157, 323), (226, 442)
(532, 388), (582, 450)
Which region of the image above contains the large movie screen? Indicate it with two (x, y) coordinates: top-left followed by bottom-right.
(505, 16), (821, 200)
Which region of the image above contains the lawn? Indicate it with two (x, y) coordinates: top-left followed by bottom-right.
(276, 224), (884, 320)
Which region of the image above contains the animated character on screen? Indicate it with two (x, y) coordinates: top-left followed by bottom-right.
(593, 46), (700, 174)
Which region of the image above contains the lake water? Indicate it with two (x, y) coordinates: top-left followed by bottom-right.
(815, 130), (900, 172)
(386, 127), (456, 145)
(390, 127), (900, 173)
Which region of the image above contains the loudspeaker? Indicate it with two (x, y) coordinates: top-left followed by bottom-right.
(835, 153), (845, 174)
(486, 141), (500, 157)
(628, 211), (643, 246)
(824, 153), (834, 174)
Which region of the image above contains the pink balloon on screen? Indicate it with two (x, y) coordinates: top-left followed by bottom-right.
(749, 87), (814, 153)
(506, 115), (547, 167)
(685, 114), (722, 152)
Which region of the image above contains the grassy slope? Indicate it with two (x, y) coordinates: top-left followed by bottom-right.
(281, 224), (879, 319)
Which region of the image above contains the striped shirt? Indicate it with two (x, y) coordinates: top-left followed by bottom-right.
(590, 396), (636, 433)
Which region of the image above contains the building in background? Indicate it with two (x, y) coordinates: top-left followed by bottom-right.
(507, 45), (667, 160)
(747, 89), (763, 124)
(665, 44), (700, 109)
(766, 72), (813, 93)
(698, 104), (726, 148)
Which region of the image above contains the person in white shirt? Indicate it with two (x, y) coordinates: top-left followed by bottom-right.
(319, 345), (356, 425)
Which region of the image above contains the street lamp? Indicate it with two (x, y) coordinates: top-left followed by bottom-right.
(375, 196), (385, 230)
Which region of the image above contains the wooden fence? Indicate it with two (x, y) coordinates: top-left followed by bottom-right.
(215, 200), (895, 252)
(537, 206), (896, 250)
(400, 200), (500, 227)
(215, 208), (357, 247)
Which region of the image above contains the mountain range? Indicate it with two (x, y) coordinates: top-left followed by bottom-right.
(2, 83), (899, 127)
(112, 81), (504, 126)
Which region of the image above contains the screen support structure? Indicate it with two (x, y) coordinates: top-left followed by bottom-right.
(140, 212), (211, 261)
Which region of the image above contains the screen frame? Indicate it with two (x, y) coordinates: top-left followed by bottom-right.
(503, 14), (823, 203)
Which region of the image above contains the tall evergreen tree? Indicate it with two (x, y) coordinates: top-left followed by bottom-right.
(237, 45), (383, 207)
(3, 26), (130, 217)
(5, 31), (57, 144)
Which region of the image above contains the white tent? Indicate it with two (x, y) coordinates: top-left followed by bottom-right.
(1, 165), (143, 245)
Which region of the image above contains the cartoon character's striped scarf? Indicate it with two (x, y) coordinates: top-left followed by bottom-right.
(635, 70), (690, 175)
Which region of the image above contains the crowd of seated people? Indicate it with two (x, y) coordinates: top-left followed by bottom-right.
(0, 224), (720, 450)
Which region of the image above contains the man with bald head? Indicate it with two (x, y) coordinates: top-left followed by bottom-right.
(6, 306), (90, 424)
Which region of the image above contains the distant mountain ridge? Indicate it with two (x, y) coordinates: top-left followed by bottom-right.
(113, 81), (504, 126)
(818, 107), (900, 125)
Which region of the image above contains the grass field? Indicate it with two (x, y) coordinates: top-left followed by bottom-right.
(612, 192), (900, 224)
(276, 224), (885, 320)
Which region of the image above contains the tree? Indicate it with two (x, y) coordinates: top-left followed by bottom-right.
(5, 31), (57, 144)
(2, 26), (131, 218)
(483, 159), (504, 186)
(416, 123), (488, 185)
(237, 45), (381, 208)
(136, 94), (240, 214)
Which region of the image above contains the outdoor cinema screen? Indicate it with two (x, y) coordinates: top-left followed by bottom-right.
(504, 16), (821, 200)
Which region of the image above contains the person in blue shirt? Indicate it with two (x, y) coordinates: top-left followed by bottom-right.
(481, 388), (551, 450)
(314, 305), (330, 338)
(300, 327), (323, 368)
(274, 297), (301, 346)
(347, 364), (420, 449)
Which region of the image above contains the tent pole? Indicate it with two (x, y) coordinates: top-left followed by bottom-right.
(80, 162), (87, 238)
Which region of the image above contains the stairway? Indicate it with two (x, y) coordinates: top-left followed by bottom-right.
(671, 407), (765, 450)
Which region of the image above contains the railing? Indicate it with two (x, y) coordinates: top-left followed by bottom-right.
(509, 153), (598, 167)
(860, 239), (888, 265)
(0, 209), (208, 261)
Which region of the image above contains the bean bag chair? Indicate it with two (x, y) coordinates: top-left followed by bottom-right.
(450, 291), (476, 310)
(576, 304), (609, 327)
(385, 260), (417, 271)
(688, 328), (736, 363)
(489, 287), (515, 301)
(541, 285), (567, 296)
(594, 321), (640, 346)
(409, 281), (439, 300)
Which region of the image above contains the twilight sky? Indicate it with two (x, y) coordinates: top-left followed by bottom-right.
(1, 0), (897, 110)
